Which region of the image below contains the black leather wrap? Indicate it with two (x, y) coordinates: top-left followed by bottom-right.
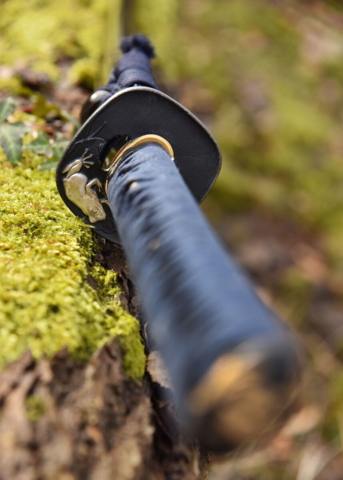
(107, 143), (301, 451)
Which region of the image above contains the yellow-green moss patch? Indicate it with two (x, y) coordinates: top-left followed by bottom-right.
(25, 395), (46, 422)
(0, 151), (145, 380)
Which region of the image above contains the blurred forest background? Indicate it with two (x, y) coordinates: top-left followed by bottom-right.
(2, 0), (343, 478)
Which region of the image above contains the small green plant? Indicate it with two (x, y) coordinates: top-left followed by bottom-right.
(0, 97), (30, 164)
(0, 96), (73, 168)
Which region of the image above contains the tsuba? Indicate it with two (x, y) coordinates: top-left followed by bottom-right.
(56, 87), (222, 245)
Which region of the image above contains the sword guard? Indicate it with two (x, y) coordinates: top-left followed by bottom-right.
(56, 87), (221, 244)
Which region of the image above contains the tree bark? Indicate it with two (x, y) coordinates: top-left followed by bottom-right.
(0, 235), (209, 480)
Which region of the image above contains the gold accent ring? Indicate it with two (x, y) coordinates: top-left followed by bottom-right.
(105, 134), (174, 194)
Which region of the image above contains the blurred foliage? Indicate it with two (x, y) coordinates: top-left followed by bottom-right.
(3, 0), (343, 477)
(0, 0), (122, 89)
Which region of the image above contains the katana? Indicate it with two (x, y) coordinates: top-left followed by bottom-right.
(56, 35), (302, 453)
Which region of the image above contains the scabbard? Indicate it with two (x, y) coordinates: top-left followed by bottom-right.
(107, 142), (302, 452)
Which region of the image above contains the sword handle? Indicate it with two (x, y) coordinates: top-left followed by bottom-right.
(107, 140), (302, 453)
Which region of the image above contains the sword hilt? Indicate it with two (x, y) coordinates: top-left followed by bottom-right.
(106, 138), (302, 452)
(56, 36), (303, 453)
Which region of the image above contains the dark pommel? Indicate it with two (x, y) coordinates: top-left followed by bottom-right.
(187, 336), (301, 452)
(120, 34), (156, 58)
(108, 34), (158, 90)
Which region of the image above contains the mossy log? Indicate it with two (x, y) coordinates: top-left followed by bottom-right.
(0, 153), (207, 479)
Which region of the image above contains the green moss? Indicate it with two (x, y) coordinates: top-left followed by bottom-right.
(0, 0), (122, 88)
(0, 150), (145, 380)
(25, 395), (46, 422)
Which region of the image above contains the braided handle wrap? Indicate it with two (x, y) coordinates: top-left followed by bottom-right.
(107, 142), (302, 453)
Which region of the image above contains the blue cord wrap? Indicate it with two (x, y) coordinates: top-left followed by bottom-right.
(107, 143), (300, 450)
